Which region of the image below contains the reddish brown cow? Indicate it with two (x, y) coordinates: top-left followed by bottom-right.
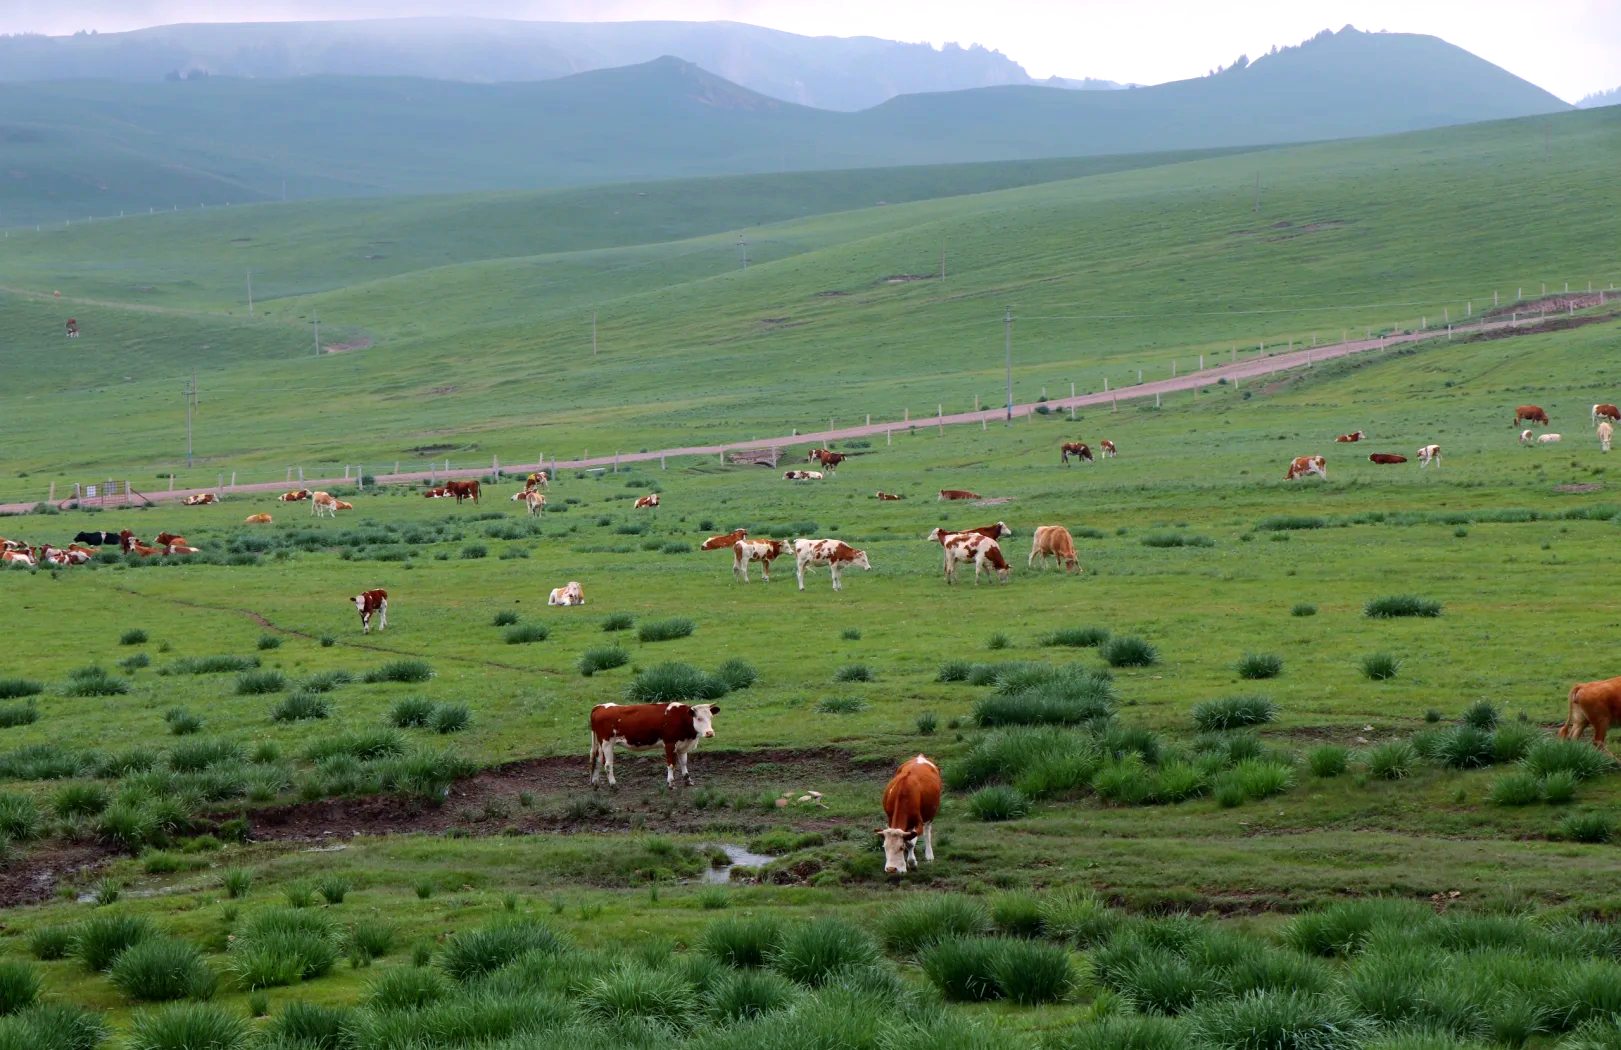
(589, 701), (719, 789)
(1594, 405), (1621, 425)
(1514, 405), (1549, 427)
(634, 493), (660, 509)
(878, 755), (941, 874)
(279, 490), (310, 502)
(155, 532), (186, 547)
(938, 489), (980, 501)
(1367, 453), (1408, 464)
(352, 589), (388, 633)
(1029, 525), (1080, 572)
(1060, 441), (1093, 465)
(1560, 676), (1621, 754)
(1335, 431), (1366, 443)
(807, 449), (847, 471)
(875, 491), (903, 500)
(1099, 440), (1117, 458)
(701, 528), (747, 551)
(445, 480), (480, 504)
(928, 523), (1011, 542)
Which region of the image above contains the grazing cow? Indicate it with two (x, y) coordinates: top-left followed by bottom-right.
(732, 538), (786, 583)
(1029, 525), (1080, 572)
(548, 581), (585, 606)
(1099, 440), (1117, 458)
(155, 532), (186, 547)
(65, 318), (79, 338)
(1, 549), (36, 567)
(1514, 405), (1549, 427)
(1560, 676), (1621, 754)
(875, 491), (903, 500)
(311, 492), (337, 518)
(1367, 453), (1407, 464)
(244, 513), (272, 524)
(938, 489), (980, 501)
(927, 530), (1009, 584)
(278, 490), (310, 502)
(182, 493), (218, 506)
(701, 529), (748, 551)
(352, 589), (388, 633)
(72, 531), (119, 546)
(423, 487), (451, 499)
(446, 480), (481, 504)
(589, 701), (720, 789)
(807, 449), (847, 471)
(783, 470), (823, 481)
(333, 500), (354, 511)
(792, 538), (871, 591)
(1060, 442), (1093, 465)
(928, 523), (1011, 542)
(1335, 431), (1366, 443)
(1593, 405), (1621, 426)
(1600, 422), (1614, 453)
(1520, 429), (1535, 444)
(633, 493), (660, 509)
(878, 755), (941, 874)
(524, 471), (550, 491)
(524, 491), (547, 516)
(1418, 444), (1442, 468)
(1539, 433), (1563, 445)
(1284, 455), (1328, 481)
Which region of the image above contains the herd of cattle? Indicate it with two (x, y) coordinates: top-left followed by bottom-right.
(0, 528), (200, 567)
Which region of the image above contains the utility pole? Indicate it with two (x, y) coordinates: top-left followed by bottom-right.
(1545, 124), (1550, 163)
(246, 271), (253, 316)
(940, 238), (946, 282)
(738, 234), (749, 269)
(183, 371), (197, 468)
(592, 311), (598, 355)
(1004, 307), (1013, 425)
(1253, 172), (1260, 213)
(313, 307), (320, 356)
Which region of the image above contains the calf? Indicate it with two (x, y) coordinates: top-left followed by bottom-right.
(878, 755), (941, 874)
(165, 542), (201, 555)
(1514, 405), (1549, 427)
(732, 538), (786, 583)
(634, 493), (660, 509)
(1099, 440), (1117, 458)
(117, 529), (140, 553)
(938, 489), (980, 501)
(278, 490), (309, 502)
(939, 531), (1010, 584)
(1561, 676), (1621, 754)
(1060, 441), (1092, 465)
(1418, 444), (1442, 468)
(311, 492), (337, 518)
(1367, 453), (1407, 464)
(35, 545), (71, 567)
(590, 701), (720, 789)
(524, 491), (547, 516)
(792, 538), (871, 591)
(352, 589), (388, 633)
(446, 480), (481, 504)
(875, 492), (903, 500)
(1335, 431), (1366, 443)
(1284, 455), (1327, 481)
(1520, 429), (1534, 444)
(64, 544), (96, 565)
(548, 581), (585, 606)
(701, 528), (748, 551)
(1029, 525), (1080, 572)
(1539, 433), (1563, 445)
(244, 513), (273, 524)
(1600, 423), (1614, 454)
(182, 493), (218, 506)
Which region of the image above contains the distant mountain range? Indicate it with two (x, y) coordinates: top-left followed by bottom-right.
(0, 26), (1569, 226)
(1577, 86), (1620, 109)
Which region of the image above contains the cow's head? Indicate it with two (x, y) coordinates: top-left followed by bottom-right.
(691, 703), (719, 738)
(850, 550), (872, 572)
(925, 528), (948, 544)
(877, 827), (918, 874)
(991, 521), (1012, 538)
(352, 593), (370, 615)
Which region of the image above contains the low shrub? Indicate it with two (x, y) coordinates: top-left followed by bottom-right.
(127, 1002), (248, 1050)
(579, 646), (631, 677)
(1235, 654), (1283, 680)
(505, 624), (551, 645)
(432, 704), (471, 734)
(638, 618), (696, 643)
(1308, 746), (1349, 778)
(1040, 626), (1110, 648)
(271, 692), (329, 722)
(234, 670), (286, 695)
(1192, 695), (1277, 731)
(712, 658), (759, 691)
(63, 666), (129, 697)
(1365, 595), (1443, 618)
(1561, 811), (1613, 844)
(1366, 740), (1418, 780)
(1102, 637), (1158, 667)
(700, 915), (783, 968)
(1462, 699), (1500, 730)
(0, 681), (43, 701)
(834, 663), (875, 683)
(73, 913), (156, 971)
(879, 896), (992, 954)
(1290, 603), (1317, 617)
(120, 629), (149, 646)
(626, 663), (727, 704)
(491, 609), (520, 626)
(968, 786), (1029, 821)
(769, 918), (878, 986)
(601, 613), (635, 632)
(108, 937), (217, 1002)
(363, 659), (434, 684)
(1522, 737), (1617, 781)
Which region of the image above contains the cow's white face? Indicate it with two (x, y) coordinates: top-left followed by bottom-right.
(691, 703), (719, 738)
(878, 828), (917, 874)
(994, 522), (1012, 538)
(352, 595), (367, 615)
(851, 551), (871, 571)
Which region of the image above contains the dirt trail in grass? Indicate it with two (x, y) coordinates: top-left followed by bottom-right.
(0, 842), (117, 909)
(2, 311), (1588, 514)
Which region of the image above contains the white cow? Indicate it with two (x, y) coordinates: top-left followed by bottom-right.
(1520, 429), (1534, 444)
(792, 538), (871, 591)
(732, 539), (786, 583)
(1539, 433), (1563, 445)
(524, 491), (547, 516)
(548, 581), (585, 606)
(1600, 422), (1614, 453)
(310, 491), (337, 518)
(1417, 444), (1441, 468)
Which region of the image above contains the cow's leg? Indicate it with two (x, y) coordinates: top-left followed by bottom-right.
(602, 740), (616, 786)
(830, 564), (842, 591)
(761, 558), (772, 583)
(922, 822), (934, 863)
(679, 747), (693, 786)
(904, 836), (917, 871)
(589, 736), (601, 785)
(796, 559), (807, 590)
(734, 553), (748, 583)
(377, 601), (387, 632)
(664, 740), (678, 790)
(1593, 711), (1612, 755)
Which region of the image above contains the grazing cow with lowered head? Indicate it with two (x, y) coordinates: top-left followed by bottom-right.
(1060, 442), (1093, 465)
(733, 539), (786, 583)
(928, 530), (1009, 584)
(590, 701), (720, 789)
(446, 480), (480, 504)
(1539, 433), (1563, 445)
(792, 538), (871, 591)
(524, 471), (550, 491)
(1593, 405), (1621, 426)
(1029, 525), (1080, 572)
(1285, 456), (1327, 481)
(701, 529), (747, 551)
(311, 492), (337, 518)
(279, 490), (309, 502)
(1100, 440), (1117, 458)
(352, 589), (388, 633)
(879, 755), (941, 874)
(1367, 453), (1407, 464)
(1514, 405), (1549, 427)
(524, 491), (547, 517)
(938, 489), (980, 501)
(875, 491), (903, 500)
(1600, 423), (1614, 454)
(182, 493), (218, 506)
(333, 500), (354, 511)
(65, 318), (79, 338)
(807, 449), (846, 471)
(1418, 444), (1442, 468)
(1560, 676), (1621, 754)
(245, 513), (272, 524)
(634, 493), (660, 509)
(548, 581), (585, 606)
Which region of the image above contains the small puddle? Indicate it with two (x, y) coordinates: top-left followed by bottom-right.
(702, 843), (776, 883)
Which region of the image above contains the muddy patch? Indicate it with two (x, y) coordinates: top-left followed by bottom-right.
(1472, 313), (1617, 341)
(0, 842), (118, 909)
(1486, 294), (1614, 319)
(323, 336), (373, 354)
(1553, 483), (1604, 494)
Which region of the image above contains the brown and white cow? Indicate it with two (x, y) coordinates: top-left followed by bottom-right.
(1, 549), (36, 567)
(1594, 405), (1621, 426)
(311, 492), (338, 518)
(165, 542), (202, 555)
(878, 755), (941, 874)
(182, 493), (218, 506)
(548, 581), (585, 606)
(154, 532), (186, 547)
(938, 489), (980, 501)
(34, 545), (70, 567)
(64, 544), (96, 564)
(1029, 525), (1080, 572)
(1284, 456), (1327, 481)
(1519, 429), (1535, 445)
(733, 538), (786, 583)
(793, 538), (871, 591)
(446, 480), (481, 504)
(1418, 445), (1442, 468)
(1599, 423), (1613, 454)
(1514, 405), (1549, 427)
(423, 487), (451, 499)
(1060, 442), (1093, 465)
(1099, 440), (1117, 458)
(807, 449), (847, 471)
(117, 529), (143, 553)
(783, 470), (823, 481)
(589, 701), (720, 789)
(634, 493), (660, 509)
(129, 542), (165, 557)
(1335, 431), (1366, 443)
(524, 471), (550, 491)
(244, 513), (273, 524)
(701, 528), (748, 551)
(935, 531), (1010, 584)
(875, 492), (903, 500)
(352, 589), (388, 633)
(333, 500), (354, 511)
(279, 490), (310, 502)
(1561, 676), (1621, 753)
(1367, 453), (1407, 464)
(523, 491), (547, 517)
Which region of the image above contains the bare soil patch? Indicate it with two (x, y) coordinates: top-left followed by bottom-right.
(323, 336), (373, 354)
(0, 842), (117, 909)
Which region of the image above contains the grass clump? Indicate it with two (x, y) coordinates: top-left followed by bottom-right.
(349, 920), (395, 961)
(256, 634), (282, 651)
(318, 876), (350, 905)
(601, 612), (635, 632)
(298, 670), (352, 693)
(52, 782), (109, 820)
(626, 662), (727, 703)
(491, 609), (520, 626)
(431, 704), (471, 734)
(27, 926), (75, 961)
(63, 666), (129, 697)
(1040, 887), (1120, 948)
(221, 867), (254, 898)
(769, 918), (878, 986)
(504, 624), (550, 645)
(262, 1000), (353, 1048)
(1560, 811), (1613, 843)
(1434, 725), (1496, 769)
(228, 908), (337, 988)
(1490, 771), (1544, 806)
(920, 937), (1003, 1002)
(916, 713), (939, 735)
(818, 696), (866, 714)
(1461, 699), (1500, 730)
(439, 921), (567, 981)
(73, 913), (156, 971)
(1542, 769), (1579, 804)
(706, 970), (798, 1023)
(579, 646), (631, 677)
(1188, 989), (1367, 1050)
(638, 618), (695, 643)
(712, 658), (759, 691)
(1192, 695), (1276, 731)
(387, 696), (435, 728)
(833, 663), (875, 683)
(163, 708), (203, 735)
(967, 786), (1030, 821)
(162, 655), (259, 676)
(1366, 740), (1418, 780)
(974, 665), (1116, 727)
(1040, 626), (1110, 648)
(120, 629), (149, 646)
(108, 937), (217, 1002)
(879, 896), (992, 954)
(0, 960), (39, 1015)
(1290, 603), (1317, 617)
(127, 1002), (249, 1050)
(1522, 737), (1617, 781)
(581, 966), (699, 1029)
(994, 939), (1075, 1004)
(1361, 653), (1401, 681)
(1365, 595), (1443, 618)
(1102, 636), (1158, 667)
(0, 681), (43, 701)
(364, 964), (447, 1010)
(270, 693), (328, 722)
(937, 661), (974, 682)
(362, 659), (433, 684)
(986, 633), (1011, 651)
(1308, 746), (1349, 778)
(701, 915), (784, 968)
(234, 670), (286, 695)
(1235, 654), (1283, 680)
(1259, 515), (1327, 531)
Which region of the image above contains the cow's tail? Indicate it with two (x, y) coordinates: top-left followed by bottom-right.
(1561, 684), (1587, 740)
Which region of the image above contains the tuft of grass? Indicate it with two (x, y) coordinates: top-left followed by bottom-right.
(120, 629), (149, 646)
(601, 612), (635, 632)
(228, 908), (337, 988)
(1461, 699), (1500, 730)
(1232, 759), (1295, 799)
(1560, 811), (1613, 843)
(1188, 989), (1368, 1050)
(349, 920), (395, 961)
(0, 680), (44, 701)
(1192, 695), (1276, 731)
(298, 670), (352, 694)
(1490, 771), (1544, 806)
(73, 913), (156, 971)
(879, 897), (992, 955)
(387, 696), (435, 728)
(1290, 603), (1317, 617)
(1040, 626), (1110, 648)
(271, 692), (329, 722)
(916, 713), (939, 736)
(840, 627), (862, 640)
(1102, 636), (1158, 667)
(1258, 515), (1327, 531)
(626, 662), (728, 704)
(1366, 740), (1418, 780)
(1307, 746), (1349, 778)
(108, 937), (216, 1002)
(362, 659), (434, 684)
(127, 1002), (249, 1050)
(439, 921), (566, 981)
(701, 915), (784, 969)
(770, 918), (878, 986)
(833, 663), (875, 683)
(431, 704), (471, 734)
(0, 959), (40, 1016)
(1435, 725), (1496, 769)
(1047, 1014), (1187, 1050)
(162, 655), (259, 676)
(262, 1000), (350, 1047)
(504, 623), (550, 645)
(221, 867), (254, 899)
(1235, 653), (1283, 680)
(491, 609), (520, 626)
(163, 708), (203, 735)
(283, 882), (316, 909)
(581, 965), (699, 1029)
(696, 887), (731, 910)
(1361, 653), (1401, 680)
(1365, 595), (1443, 618)
(1040, 887), (1120, 948)
(937, 661), (974, 682)
(63, 666), (129, 697)
(118, 653), (151, 672)
(992, 893), (1045, 938)
(52, 782), (109, 820)
(1522, 737), (1617, 781)
(817, 696), (866, 714)
(705, 969), (797, 1023)
(579, 646), (631, 677)
(27, 925), (75, 962)
(967, 785), (1030, 822)
(1542, 769), (1579, 804)
(638, 618), (695, 643)
(712, 658), (759, 691)
(318, 876), (350, 905)
(256, 634), (282, 651)
(234, 670), (286, 695)
(986, 633), (1012, 650)
(920, 937), (1003, 1002)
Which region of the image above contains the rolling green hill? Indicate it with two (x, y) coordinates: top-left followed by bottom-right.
(0, 105), (1615, 501)
(0, 28), (1568, 226)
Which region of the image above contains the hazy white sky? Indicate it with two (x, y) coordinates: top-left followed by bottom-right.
(10, 1), (1620, 102)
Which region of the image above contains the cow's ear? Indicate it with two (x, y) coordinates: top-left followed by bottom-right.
(875, 829), (886, 837)
(709, 704), (720, 715)
(903, 832), (918, 842)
